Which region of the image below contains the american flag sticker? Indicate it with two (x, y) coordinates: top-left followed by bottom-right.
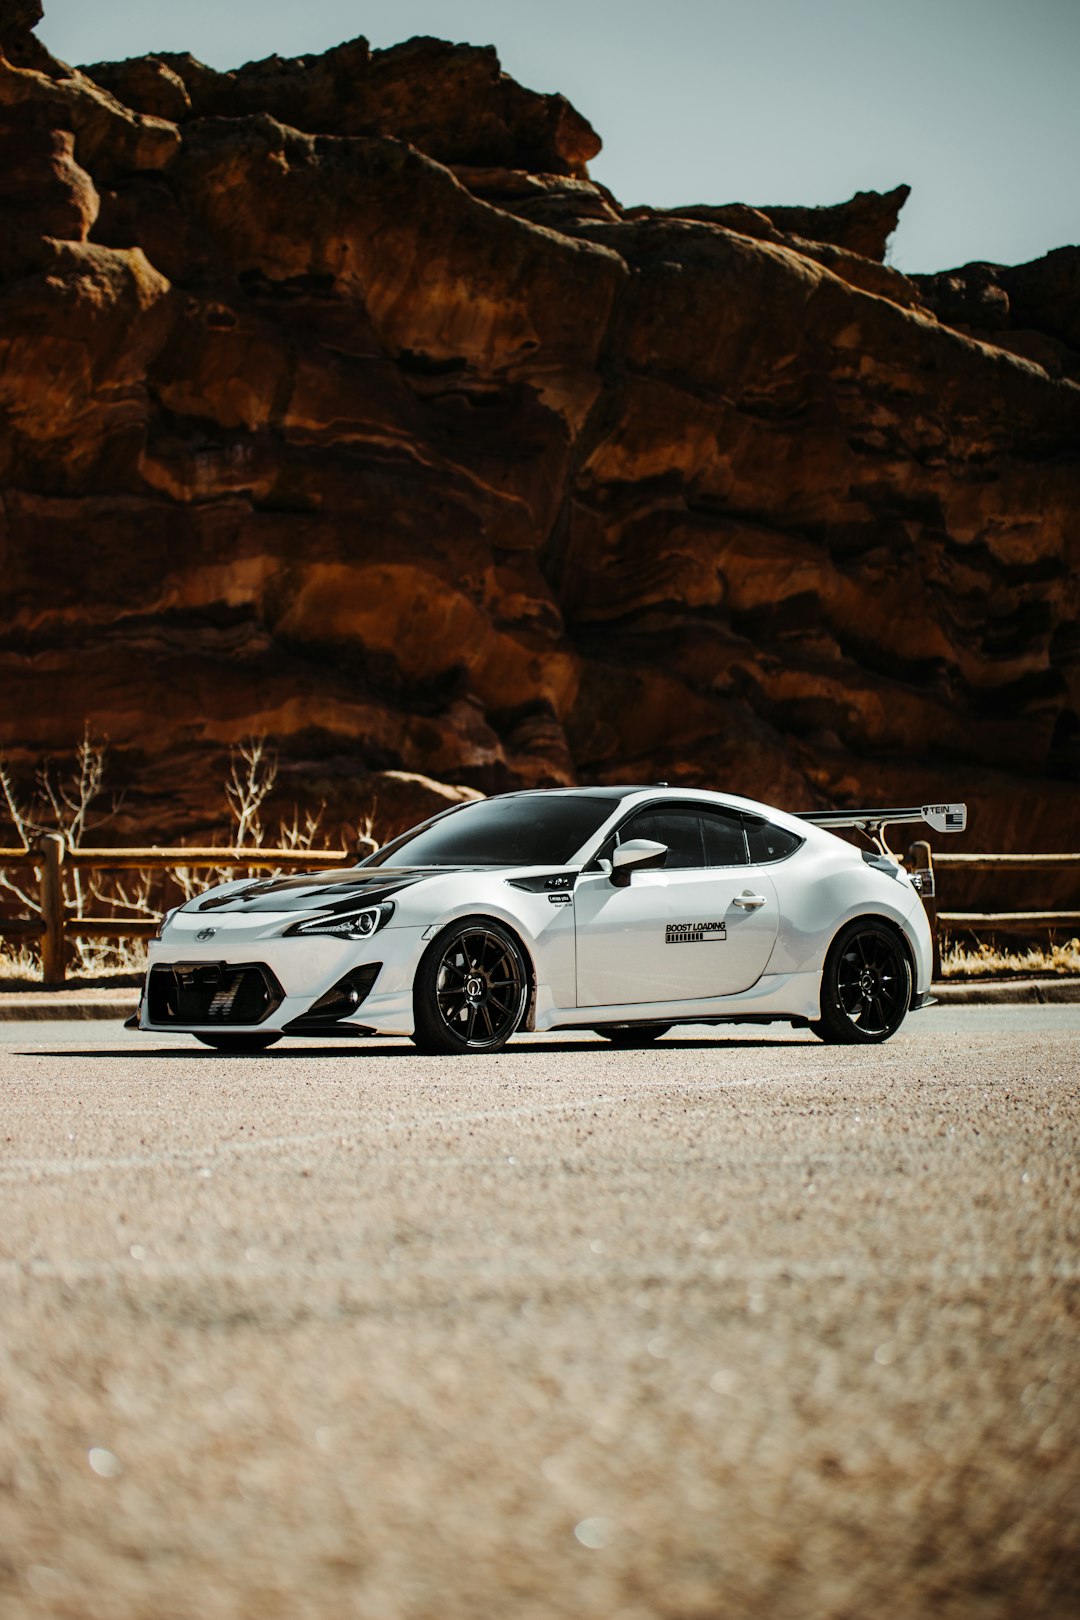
(923, 803), (967, 834)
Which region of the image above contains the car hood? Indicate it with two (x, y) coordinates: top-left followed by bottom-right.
(190, 865), (498, 916)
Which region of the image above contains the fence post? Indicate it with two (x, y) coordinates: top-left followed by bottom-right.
(909, 840), (939, 980)
(39, 833), (66, 987)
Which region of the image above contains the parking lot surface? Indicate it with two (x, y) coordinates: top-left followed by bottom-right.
(1, 1007), (1077, 1619)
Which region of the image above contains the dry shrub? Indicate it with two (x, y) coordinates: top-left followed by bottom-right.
(941, 936), (1080, 978)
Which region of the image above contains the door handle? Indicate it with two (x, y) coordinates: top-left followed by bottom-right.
(733, 892), (766, 910)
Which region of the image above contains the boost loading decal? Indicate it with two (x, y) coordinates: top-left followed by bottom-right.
(665, 920), (728, 944)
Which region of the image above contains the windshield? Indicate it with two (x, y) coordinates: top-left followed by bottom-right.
(364, 794), (622, 868)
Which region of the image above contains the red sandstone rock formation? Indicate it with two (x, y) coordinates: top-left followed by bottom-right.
(0, 1), (1077, 860)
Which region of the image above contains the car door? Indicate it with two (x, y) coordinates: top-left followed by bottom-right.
(574, 804), (779, 1007)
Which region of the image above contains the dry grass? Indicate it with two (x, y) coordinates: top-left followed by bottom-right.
(0, 932), (154, 986)
(0, 938), (147, 988)
(0, 943), (41, 982)
(940, 936), (1080, 979)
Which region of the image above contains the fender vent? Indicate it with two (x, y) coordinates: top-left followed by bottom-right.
(284, 964), (382, 1031)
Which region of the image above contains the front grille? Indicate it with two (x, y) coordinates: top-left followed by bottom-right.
(147, 962), (284, 1026)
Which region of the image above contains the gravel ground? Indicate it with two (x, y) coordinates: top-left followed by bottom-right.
(1, 1010), (1077, 1619)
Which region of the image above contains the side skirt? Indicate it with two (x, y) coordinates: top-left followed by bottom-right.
(535, 969), (822, 1033)
(551, 1014), (810, 1031)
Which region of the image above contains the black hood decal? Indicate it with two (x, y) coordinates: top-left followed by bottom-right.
(193, 866), (489, 915)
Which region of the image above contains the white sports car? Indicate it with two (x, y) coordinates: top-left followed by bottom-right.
(135, 787), (966, 1053)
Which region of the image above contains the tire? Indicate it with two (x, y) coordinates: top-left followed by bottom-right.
(194, 1032), (281, 1052)
(412, 917), (530, 1054)
(810, 920), (912, 1045)
(595, 1024), (672, 1047)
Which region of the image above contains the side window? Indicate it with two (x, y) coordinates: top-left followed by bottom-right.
(619, 808), (705, 869)
(745, 817), (804, 864)
(700, 809), (748, 867)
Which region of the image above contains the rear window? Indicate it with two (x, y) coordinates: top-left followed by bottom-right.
(745, 818), (804, 864)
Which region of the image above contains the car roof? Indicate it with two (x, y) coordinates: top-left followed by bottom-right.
(493, 785), (647, 799)
(497, 785), (811, 835)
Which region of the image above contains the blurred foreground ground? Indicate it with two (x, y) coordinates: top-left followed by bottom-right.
(1, 1008), (1078, 1619)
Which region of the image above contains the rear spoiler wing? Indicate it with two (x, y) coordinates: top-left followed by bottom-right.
(798, 803), (967, 840)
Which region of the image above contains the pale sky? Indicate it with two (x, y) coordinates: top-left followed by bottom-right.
(35, 0), (1080, 273)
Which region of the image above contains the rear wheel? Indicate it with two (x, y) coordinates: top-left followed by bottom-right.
(412, 918), (529, 1054)
(810, 920), (911, 1044)
(595, 1024), (672, 1047)
(194, 1032), (281, 1052)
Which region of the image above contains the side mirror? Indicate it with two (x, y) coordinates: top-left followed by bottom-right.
(611, 838), (668, 886)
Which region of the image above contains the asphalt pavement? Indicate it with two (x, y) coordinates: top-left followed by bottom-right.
(1, 1006), (1077, 1619)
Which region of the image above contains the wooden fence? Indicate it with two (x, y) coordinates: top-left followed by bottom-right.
(0, 834), (355, 985)
(2, 833), (1078, 987)
(908, 841), (1080, 974)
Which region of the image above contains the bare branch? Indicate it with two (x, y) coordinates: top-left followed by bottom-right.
(67, 724), (108, 847)
(226, 737), (278, 851)
(25, 726), (112, 847)
(38, 763), (64, 829)
(0, 869), (40, 913)
(0, 759), (30, 848)
(356, 801), (379, 857)
(87, 871), (157, 916)
(277, 801), (326, 853)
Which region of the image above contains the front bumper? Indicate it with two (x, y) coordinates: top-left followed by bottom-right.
(139, 921), (429, 1037)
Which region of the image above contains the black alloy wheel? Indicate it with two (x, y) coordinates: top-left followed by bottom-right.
(413, 918), (530, 1054)
(194, 1032), (281, 1052)
(595, 1024), (672, 1047)
(811, 920), (912, 1044)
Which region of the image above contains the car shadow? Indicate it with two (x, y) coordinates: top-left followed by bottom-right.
(15, 1034), (816, 1059)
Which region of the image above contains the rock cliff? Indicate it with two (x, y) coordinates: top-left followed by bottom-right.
(1, 1), (1077, 858)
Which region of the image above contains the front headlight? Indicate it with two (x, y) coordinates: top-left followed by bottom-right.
(285, 901), (395, 940)
(154, 906), (181, 940)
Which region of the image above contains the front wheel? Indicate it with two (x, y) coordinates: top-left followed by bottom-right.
(194, 1032), (281, 1052)
(595, 1024), (672, 1047)
(810, 920), (912, 1044)
(412, 918), (530, 1054)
